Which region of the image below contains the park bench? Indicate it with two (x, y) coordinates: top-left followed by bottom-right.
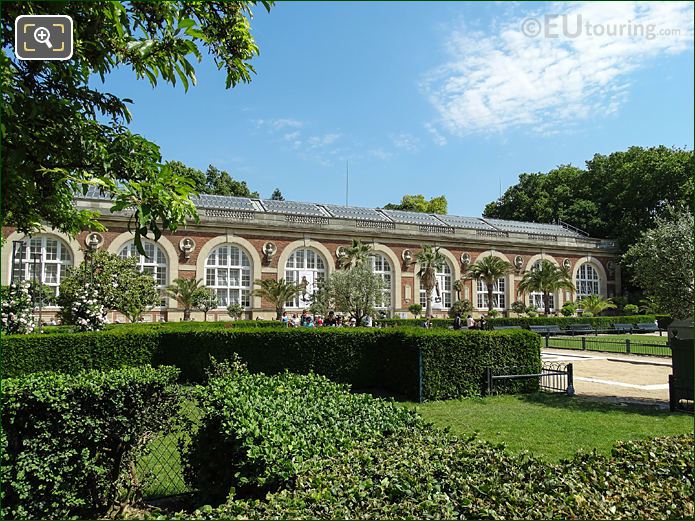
(568, 323), (596, 335)
(493, 325), (523, 330)
(611, 323), (633, 334)
(529, 325), (563, 335)
(635, 322), (659, 333)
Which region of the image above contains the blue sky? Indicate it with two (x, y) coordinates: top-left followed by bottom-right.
(102, 1), (694, 216)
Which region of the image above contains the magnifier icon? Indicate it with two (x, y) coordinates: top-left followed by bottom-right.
(33, 26), (52, 48)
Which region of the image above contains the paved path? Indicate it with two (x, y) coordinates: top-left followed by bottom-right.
(542, 350), (672, 406)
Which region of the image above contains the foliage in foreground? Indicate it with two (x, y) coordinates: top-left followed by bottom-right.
(1, 366), (180, 520)
(2, 1), (272, 251)
(183, 368), (421, 504)
(190, 432), (693, 520)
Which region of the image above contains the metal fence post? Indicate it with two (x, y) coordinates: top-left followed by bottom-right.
(544, 333), (549, 349)
(566, 363), (575, 396)
(581, 337), (586, 350)
(485, 367), (492, 396)
(625, 338), (631, 354)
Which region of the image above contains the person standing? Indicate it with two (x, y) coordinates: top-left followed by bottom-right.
(466, 314), (476, 329)
(453, 312), (462, 330)
(281, 311), (289, 327)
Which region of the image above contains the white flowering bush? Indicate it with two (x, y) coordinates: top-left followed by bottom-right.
(68, 284), (107, 332)
(1, 282), (35, 335)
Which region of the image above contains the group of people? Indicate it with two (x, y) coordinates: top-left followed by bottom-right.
(450, 313), (487, 330)
(281, 310), (373, 328)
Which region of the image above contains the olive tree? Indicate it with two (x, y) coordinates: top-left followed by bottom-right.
(317, 265), (386, 325)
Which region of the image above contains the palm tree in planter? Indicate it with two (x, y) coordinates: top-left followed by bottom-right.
(579, 294), (617, 316)
(253, 278), (301, 319)
(517, 260), (575, 316)
(166, 278), (202, 321)
(466, 256), (512, 314)
(416, 246), (446, 318)
(339, 239), (372, 269)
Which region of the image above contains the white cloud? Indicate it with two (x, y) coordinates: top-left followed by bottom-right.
(390, 132), (420, 152)
(369, 148), (393, 160)
(424, 122), (448, 146)
(254, 118), (304, 130)
(307, 133), (342, 148)
(423, 1), (694, 135)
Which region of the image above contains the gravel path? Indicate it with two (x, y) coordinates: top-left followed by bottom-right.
(542, 350), (672, 407)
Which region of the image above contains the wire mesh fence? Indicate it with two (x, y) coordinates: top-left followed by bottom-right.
(136, 392), (201, 500)
(543, 334), (671, 356)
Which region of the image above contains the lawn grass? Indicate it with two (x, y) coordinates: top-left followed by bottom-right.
(543, 333), (670, 356)
(405, 393), (693, 461)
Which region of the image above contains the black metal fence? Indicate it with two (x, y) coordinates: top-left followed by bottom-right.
(543, 335), (671, 357)
(485, 362), (574, 396)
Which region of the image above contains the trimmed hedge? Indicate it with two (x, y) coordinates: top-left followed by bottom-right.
(184, 368), (422, 503)
(378, 314), (671, 330)
(205, 432), (694, 520)
(1, 328), (540, 401)
(1, 365), (180, 520)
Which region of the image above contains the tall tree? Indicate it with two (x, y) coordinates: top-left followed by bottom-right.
(384, 195), (448, 214)
(1, 1), (272, 253)
(339, 239), (372, 270)
(416, 246), (446, 318)
(484, 147), (693, 250)
(205, 165), (259, 198)
(623, 206), (693, 319)
(465, 256), (512, 313)
(252, 278), (301, 319)
(270, 188), (285, 201)
(517, 260), (574, 315)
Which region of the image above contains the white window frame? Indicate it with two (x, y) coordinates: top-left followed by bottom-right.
(11, 236), (73, 304)
(575, 263), (600, 298)
(476, 277), (506, 310)
(369, 253), (392, 309)
(284, 248), (327, 309)
(204, 244), (252, 308)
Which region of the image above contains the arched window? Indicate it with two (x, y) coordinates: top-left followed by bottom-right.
(119, 241), (168, 288)
(369, 253), (392, 309)
(284, 248), (326, 308)
(575, 263), (600, 298)
(204, 244), (252, 308)
(529, 260), (555, 311)
(476, 277), (506, 310)
(419, 262), (452, 310)
(11, 236), (73, 300)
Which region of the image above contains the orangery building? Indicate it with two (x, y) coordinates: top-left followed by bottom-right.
(1, 188), (622, 322)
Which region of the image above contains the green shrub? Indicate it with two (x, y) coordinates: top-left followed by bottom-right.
(447, 299), (472, 318)
(378, 314), (667, 330)
(200, 433), (693, 520)
(183, 369), (422, 503)
(1, 366), (180, 519)
(2, 328), (539, 401)
(1, 330), (161, 378)
(623, 303), (639, 314)
(415, 329), (540, 399)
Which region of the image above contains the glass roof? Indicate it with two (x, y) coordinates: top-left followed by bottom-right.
(76, 190), (588, 237)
